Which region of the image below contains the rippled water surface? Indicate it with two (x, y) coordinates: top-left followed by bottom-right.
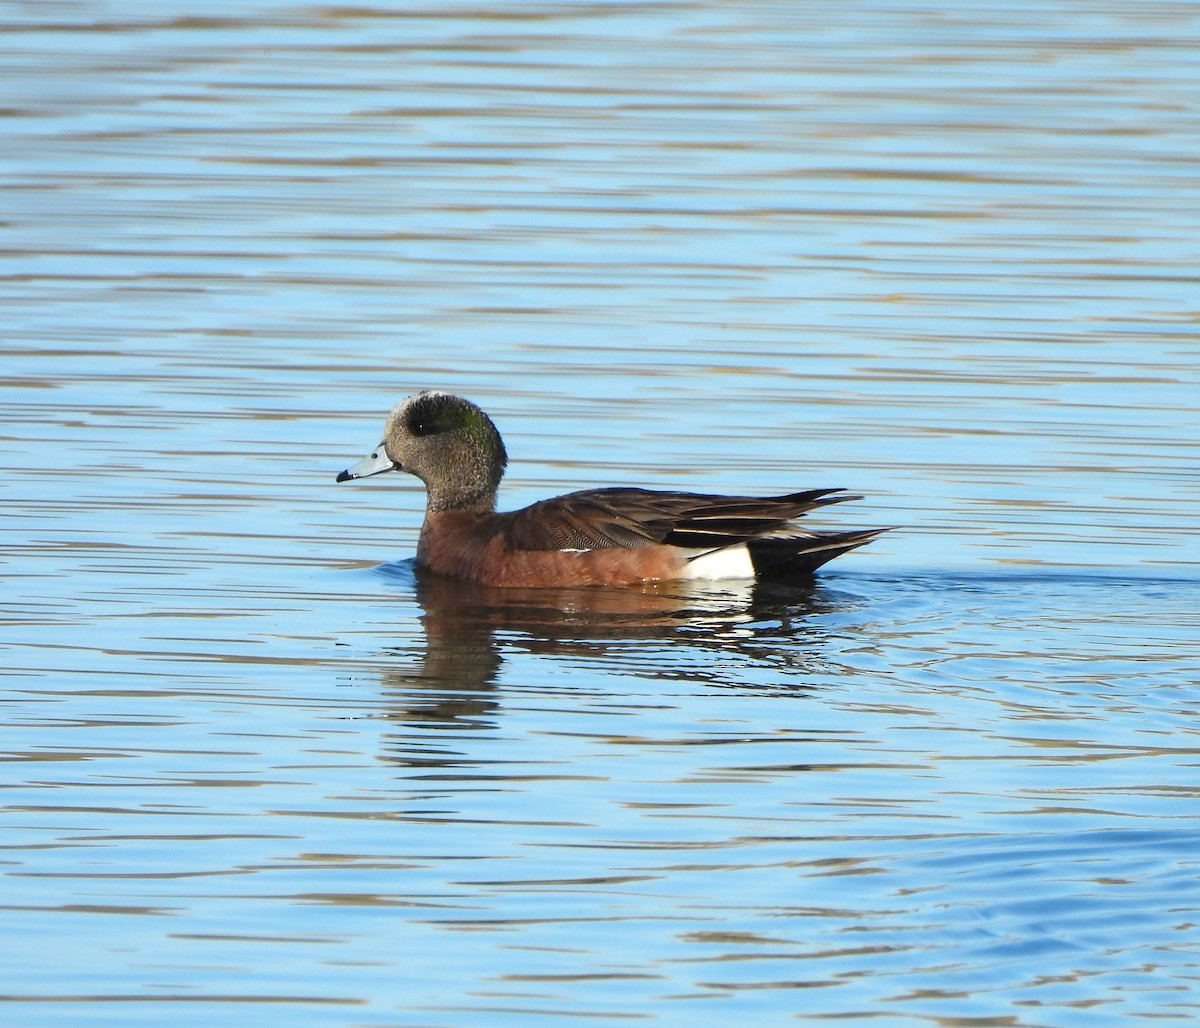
(3, 1), (1199, 1024)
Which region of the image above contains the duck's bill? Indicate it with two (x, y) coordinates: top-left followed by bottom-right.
(335, 443), (398, 483)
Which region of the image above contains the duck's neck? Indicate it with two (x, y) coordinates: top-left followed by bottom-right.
(424, 485), (497, 515)
(418, 433), (504, 514)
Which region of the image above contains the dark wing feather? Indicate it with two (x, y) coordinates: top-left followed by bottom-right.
(501, 487), (857, 552)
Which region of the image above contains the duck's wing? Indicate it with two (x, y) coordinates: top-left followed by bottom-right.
(500, 487), (857, 551)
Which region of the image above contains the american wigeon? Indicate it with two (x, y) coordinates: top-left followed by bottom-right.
(336, 391), (887, 587)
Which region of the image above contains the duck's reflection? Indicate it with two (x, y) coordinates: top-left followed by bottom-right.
(372, 561), (870, 762)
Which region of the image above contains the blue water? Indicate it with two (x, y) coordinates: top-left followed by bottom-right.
(2, 1), (1199, 1024)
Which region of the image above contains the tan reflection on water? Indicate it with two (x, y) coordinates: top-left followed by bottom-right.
(373, 568), (851, 732)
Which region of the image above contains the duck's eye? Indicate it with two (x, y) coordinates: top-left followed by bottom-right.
(404, 398), (464, 437)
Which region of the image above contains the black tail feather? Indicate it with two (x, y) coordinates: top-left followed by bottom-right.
(747, 528), (890, 578)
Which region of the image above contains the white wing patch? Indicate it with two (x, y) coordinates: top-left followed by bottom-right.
(679, 543), (755, 581)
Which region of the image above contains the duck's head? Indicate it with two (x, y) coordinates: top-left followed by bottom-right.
(336, 391), (507, 512)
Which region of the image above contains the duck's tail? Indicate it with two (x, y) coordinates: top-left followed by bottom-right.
(746, 528), (891, 578)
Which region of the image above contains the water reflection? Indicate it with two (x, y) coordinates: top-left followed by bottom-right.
(371, 561), (869, 743)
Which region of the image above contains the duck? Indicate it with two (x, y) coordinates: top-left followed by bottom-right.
(336, 391), (886, 587)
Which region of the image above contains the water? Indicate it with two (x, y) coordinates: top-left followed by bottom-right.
(3, 1), (1199, 1024)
